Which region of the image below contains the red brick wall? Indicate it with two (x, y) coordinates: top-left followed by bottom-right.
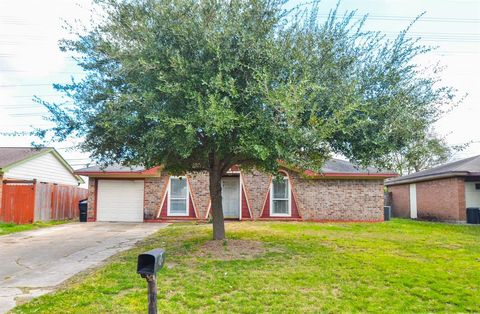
(389, 178), (466, 222)
(188, 172), (210, 219)
(145, 174), (207, 220)
(417, 178), (465, 221)
(242, 170), (271, 219)
(144, 176), (168, 220)
(87, 169), (386, 222)
(87, 178), (96, 220)
(288, 171), (384, 221)
(389, 184), (410, 218)
(243, 170), (383, 221)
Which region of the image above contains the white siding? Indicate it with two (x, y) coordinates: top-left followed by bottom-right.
(5, 152), (79, 185)
(465, 182), (480, 208)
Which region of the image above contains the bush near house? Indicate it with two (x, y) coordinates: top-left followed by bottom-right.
(14, 220), (480, 313)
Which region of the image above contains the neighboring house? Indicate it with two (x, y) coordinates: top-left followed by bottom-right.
(0, 147), (87, 224)
(386, 155), (480, 222)
(75, 160), (396, 223)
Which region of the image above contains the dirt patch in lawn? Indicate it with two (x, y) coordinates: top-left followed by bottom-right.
(196, 239), (275, 260)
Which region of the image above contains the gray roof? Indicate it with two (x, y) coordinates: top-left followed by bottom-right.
(76, 159), (391, 175)
(0, 147), (51, 169)
(322, 159), (386, 174)
(386, 155), (480, 186)
(75, 164), (146, 173)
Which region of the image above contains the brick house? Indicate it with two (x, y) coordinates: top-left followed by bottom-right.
(75, 159), (396, 223)
(385, 155), (480, 222)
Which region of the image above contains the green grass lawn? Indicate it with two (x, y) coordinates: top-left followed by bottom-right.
(0, 220), (69, 236)
(13, 219), (480, 313)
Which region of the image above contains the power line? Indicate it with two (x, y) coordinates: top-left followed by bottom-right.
(0, 69), (84, 74)
(0, 53), (76, 58)
(2, 13), (479, 24)
(8, 113), (48, 117)
(0, 83), (55, 87)
(0, 125), (51, 128)
(10, 94), (64, 98)
(2, 104), (51, 108)
(316, 14), (480, 23)
(1, 101), (73, 107)
(66, 158), (91, 161)
(435, 51), (480, 55)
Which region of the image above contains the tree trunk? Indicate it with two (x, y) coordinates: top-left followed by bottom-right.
(209, 166), (225, 240)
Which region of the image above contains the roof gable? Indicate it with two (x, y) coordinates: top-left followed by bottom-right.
(0, 147), (52, 169)
(0, 147), (83, 184)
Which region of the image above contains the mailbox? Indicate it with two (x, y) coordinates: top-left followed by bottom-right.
(137, 248), (166, 276)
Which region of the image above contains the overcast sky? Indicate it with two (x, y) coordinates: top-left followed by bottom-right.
(0, 0), (479, 169)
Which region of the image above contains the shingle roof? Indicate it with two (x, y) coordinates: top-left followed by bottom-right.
(75, 164), (146, 173)
(386, 155), (480, 186)
(0, 147), (84, 183)
(76, 159), (395, 178)
(321, 158), (386, 174)
(0, 147), (51, 169)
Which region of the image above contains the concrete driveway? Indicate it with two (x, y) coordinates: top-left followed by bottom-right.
(0, 222), (167, 313)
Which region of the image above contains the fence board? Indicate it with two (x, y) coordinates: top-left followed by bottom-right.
(1, 183), (35, 224)
(35, 183), (53, 221)
(34, 183), (88, 221)
(1, 181), (88, 224)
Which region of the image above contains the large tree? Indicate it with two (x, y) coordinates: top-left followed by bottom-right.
(40, 0), (456, 239)
(382, 131), (467, 175)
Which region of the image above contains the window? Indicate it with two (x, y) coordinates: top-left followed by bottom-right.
(270, 176), (291, 216)
(168, 177), (188, 216)
(475, 183), (480, 190)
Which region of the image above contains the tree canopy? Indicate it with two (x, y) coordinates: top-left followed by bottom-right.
(383, 131), (467, 176)
(40, 0), (458, 239)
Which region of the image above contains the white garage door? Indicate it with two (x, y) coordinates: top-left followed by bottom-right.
(97, 180), (144, 222)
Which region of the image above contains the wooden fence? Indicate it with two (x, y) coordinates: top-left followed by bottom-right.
(0, 182), (35, 224)
(0, 180), (88, 224)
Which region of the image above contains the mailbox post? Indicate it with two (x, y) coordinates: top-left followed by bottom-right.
(145, 274), (157, 314)
(137, 248), (166, 314)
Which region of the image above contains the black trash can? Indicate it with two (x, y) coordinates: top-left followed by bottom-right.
(466, 207), (480, 224)
(384, 206), (392, 221)
(79, 199), (88, 222)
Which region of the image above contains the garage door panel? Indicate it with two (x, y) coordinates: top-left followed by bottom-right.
(97, 180), (144, 222)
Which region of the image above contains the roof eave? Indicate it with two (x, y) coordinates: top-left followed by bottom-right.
(0, 148), (84, 184)
(75, 173), (159, 178)
(75, 166), (162, 178)
(302, 172), (398, 180)
(385, 171), (474, 186)
(280, 163), (397, 180)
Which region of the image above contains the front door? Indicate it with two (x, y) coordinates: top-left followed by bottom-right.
(221, 177), (240, 219)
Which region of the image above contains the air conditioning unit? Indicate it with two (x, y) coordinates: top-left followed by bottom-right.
(466, 207), (479, 224)
(384, 206), (392, 221)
